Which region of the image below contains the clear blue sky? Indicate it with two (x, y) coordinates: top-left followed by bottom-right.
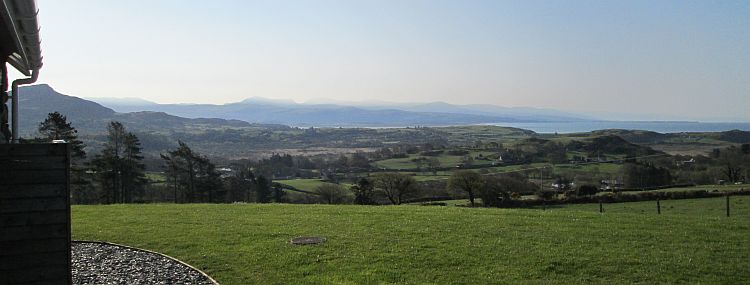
(13, 0), (750, 121)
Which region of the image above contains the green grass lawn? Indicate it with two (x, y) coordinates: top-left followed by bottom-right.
(145, 171), (167, 183)
(275, 179), (351, 191)
(73, 201), (750, 284)
(372, 151), (496, 170)
(597, 184), (750, 196)
(541, 195), (749, 218)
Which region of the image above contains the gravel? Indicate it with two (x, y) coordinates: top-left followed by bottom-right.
(72, 241), (216, 285)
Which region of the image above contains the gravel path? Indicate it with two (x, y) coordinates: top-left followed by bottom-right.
(72, 241), (216, 285)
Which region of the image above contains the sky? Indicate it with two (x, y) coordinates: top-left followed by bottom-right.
(9, 0), (750, 121)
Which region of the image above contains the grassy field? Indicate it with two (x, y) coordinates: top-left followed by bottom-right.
(275, 179), (352, 191)
(73, 200), (750, 284)
(372, 151), (497, 170)
(541, 196), (749, 218)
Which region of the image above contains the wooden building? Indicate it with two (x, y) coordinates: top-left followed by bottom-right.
(0, 1), (71, 285)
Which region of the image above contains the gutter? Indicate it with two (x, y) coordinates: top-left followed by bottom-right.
(10, 67), (37, 142)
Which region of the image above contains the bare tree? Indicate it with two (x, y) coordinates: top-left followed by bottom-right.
(447, 170), (484, 206)
(372, 172), (416, 205)
(314, 184), (351, 204)
(427, 157), (441, 175)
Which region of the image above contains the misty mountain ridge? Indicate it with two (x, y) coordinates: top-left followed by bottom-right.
(86, 93), (592, 125)
(17, 84), (588, 136)
(16, 84), (264, 135)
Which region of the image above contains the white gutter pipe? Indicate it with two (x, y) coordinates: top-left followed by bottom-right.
(10, 67), (38, 142)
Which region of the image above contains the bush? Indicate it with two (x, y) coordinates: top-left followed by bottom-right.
(420, 150), (444, 156)
(447, 150), (469, 156)
(577, 184), (599, 196)
(314, 184), (352, 204)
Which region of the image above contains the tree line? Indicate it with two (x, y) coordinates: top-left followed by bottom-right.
(32, 111), (750, 206)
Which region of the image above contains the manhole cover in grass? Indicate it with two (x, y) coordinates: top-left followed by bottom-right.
(291, 236), (326, 245)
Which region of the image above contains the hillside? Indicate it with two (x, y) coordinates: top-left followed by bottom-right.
(16, 84), (269, 134)
(587, 129), (750, 155)
(15, 84), (749, 158)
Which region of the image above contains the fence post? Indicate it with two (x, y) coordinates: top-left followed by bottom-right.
(726, 194), (730, 217)
(657, 199), (661, 214)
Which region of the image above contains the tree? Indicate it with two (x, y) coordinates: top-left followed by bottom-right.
(372, 172), (416, 205)
(37, 112), (94, 203)
(161, 140), (222, 203)
(427, 157), (441, 175)
(447, 170), (485, 207)
(718, 146), (746, 183)
(413, 157), (426, 172)
(351, 177), (375, 205)
(225, 166), (255, 203)
(315, 183), (350, 204)
(577, 184), (599, 196)
(120, 132), (147, 202)
(623, 161), (672, 189)
(271, 182), (286, 203)
(90, 121), (146, 204)
(255, 175), (272, 203)
(38, 112), (86, 160)
(480, 176), (516, 207)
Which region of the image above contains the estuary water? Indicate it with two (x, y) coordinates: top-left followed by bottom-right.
(488, 121), (750, 134)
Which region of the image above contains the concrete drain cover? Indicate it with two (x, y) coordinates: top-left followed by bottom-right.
(291, 236), (326, 245)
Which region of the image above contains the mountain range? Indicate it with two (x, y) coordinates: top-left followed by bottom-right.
(16, 84), (260, 135)
(16, 84), (591, 133)
(83, 91), (591, 127)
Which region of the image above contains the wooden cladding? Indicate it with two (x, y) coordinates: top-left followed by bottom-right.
(0, 143), (71, 285)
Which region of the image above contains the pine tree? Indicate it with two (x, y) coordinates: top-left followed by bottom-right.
(37, 112), (95, 203)
(90, 121), (146, 203)
(161, 140), (222, 203)
(38, 111), (86, 160)
(255, 175), (272, 203)
(121, 132), (147, 202)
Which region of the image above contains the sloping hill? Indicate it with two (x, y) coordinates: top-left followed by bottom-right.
(16, 84), (257, 134)
(17, 84), (117, 132)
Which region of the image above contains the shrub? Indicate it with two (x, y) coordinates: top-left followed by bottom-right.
(447, 150), (469, 156)
(577, 184), (599, 196)
(314, 184), (352, 204)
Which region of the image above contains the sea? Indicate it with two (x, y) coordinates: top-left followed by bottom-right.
(486, 121), (750, 134)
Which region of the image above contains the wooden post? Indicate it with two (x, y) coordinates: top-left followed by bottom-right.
(599, 201), (603, 213)
(726, 194), (730, 217)
(657, 199), (661, 214)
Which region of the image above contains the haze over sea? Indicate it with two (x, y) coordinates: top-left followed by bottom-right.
(489, 121), (750, 134)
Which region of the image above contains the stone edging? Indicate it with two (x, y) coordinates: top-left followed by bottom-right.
(73, 240), (220, 285)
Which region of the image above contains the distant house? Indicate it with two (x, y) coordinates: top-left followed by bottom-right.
(676, 158), (695, 167)
(217, 167), (234, 178)
(600, 179), (624, 191)
(551, 181), (575, 191)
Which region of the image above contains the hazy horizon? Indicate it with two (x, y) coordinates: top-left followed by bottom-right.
(8, 0), (750, 122)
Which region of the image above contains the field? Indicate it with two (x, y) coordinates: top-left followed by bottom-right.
(371, 151), (497, 170)
(73, 199), (750, 284)
(543, 195), (749, 218)
(275, 179), (345, 192)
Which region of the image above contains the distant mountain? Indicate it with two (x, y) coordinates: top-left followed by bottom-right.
(16, 84), (257, 135)
(83, 97), (159, 107)
(374, 101), (593, 122)
(90, 96), (592, 127)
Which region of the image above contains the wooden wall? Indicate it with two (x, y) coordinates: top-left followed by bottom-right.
(0, 143), (71, 285)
